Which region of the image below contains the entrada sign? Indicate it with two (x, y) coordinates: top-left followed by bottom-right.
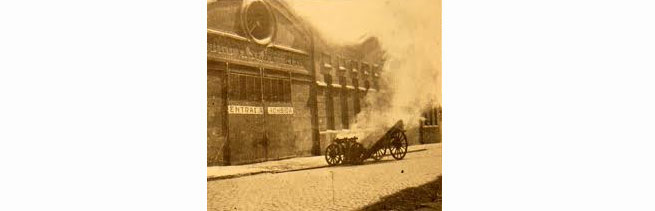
(227, 105), (294, 115)
(228, 105), (263, 114)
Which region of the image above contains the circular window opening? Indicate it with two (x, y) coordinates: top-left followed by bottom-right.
(243, 1), (275, 45)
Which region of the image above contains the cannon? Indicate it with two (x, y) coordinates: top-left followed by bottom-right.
(325, 120), (409, 165)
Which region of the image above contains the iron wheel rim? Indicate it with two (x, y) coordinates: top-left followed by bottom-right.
(389, 132), (408, 160)
(325, 144), (343, 165)
(372, 147), (385, 161)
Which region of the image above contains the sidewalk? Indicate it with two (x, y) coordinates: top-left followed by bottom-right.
(207, 143), (439, 181)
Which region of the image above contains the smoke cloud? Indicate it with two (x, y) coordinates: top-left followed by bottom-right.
(286, 0), (441, 145)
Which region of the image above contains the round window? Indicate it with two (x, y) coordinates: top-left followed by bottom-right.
(242, 0), (276, 45)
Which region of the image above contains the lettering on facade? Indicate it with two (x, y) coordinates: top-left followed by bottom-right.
(208, 35), (307, 69)
(267, 107), (294, 115)
(228, 105), (264, 115)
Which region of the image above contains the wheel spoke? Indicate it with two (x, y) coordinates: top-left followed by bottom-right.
(386, 132), (408, 160)
(326, 144), (343, 165)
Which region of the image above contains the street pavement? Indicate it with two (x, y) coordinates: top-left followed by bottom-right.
(207, 143), (435, 180)
(207, 143), (441, 210)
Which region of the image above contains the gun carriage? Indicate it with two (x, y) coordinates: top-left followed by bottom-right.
(325, 120), (408, 165)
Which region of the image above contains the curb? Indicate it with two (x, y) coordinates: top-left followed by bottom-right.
(207, 148), (428, 181)
(207, 165), (329, 181)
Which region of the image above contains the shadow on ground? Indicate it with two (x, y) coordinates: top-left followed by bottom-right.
(362, 175), (442, 211)
(335, 149), (427, 168)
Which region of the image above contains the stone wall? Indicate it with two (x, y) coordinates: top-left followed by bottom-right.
(207, 62), (227, 166)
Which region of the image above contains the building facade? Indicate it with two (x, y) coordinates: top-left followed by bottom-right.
(208, 0), (437, 166)
(419, 106), (442, 144)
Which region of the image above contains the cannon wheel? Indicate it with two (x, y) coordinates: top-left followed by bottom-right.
(349, 142), (365, 164)
(325, 144), (343, 166)
(371, 147), (386, 161)
(389, 131), (408, 160)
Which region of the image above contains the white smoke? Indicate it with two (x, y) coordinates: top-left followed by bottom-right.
(286, 0), (441, 145)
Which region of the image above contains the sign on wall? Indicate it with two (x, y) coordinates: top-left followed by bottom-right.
(228, 105), (264, 114)
(207, 35), (308, 70)
(267, 107), (294, 115)
(227, 105), (293, 115)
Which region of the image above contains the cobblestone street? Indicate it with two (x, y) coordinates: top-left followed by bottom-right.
(207, 143), (441, 210)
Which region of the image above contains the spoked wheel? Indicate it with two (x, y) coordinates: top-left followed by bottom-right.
(325, 144), (343, 166)
(371, 147), (386, 161)
(348, 142), (365, 164)
(389, 131), (408, 160)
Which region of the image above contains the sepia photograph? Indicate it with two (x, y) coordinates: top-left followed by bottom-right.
(5, 0), (655, 210)
(207, 0), (441, 210)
